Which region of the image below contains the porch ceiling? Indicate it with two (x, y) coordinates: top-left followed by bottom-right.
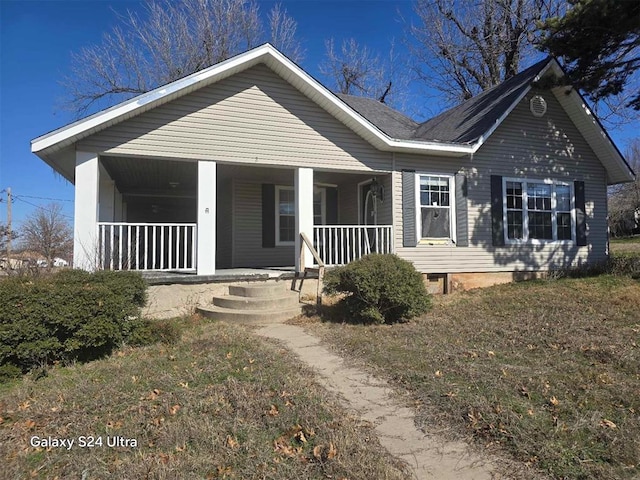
(101, 156), (197, 197)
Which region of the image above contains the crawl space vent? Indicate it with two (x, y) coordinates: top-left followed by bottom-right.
(530, 95), (547, 117)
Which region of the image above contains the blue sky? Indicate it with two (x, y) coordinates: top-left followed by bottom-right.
(0, 0), (636, 229)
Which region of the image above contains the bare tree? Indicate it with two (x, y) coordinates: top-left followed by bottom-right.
(21, 204), (73, 268)
(319, 38), (410, 110)
(609, 140), (640, 237)
(268, 3), (304, 64)
(63, 0), (302, 116)
(408, 0), (559, 105)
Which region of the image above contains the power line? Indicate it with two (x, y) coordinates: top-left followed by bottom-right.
(14, 194), (73, 203)
(13, 197), (74, 220)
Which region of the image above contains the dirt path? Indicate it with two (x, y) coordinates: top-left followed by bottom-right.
(257, 323), (497, 480)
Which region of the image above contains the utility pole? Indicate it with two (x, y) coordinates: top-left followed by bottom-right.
(6, 188), (11, 263)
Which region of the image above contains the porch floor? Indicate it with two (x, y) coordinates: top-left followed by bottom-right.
(141, 267), (296, 285)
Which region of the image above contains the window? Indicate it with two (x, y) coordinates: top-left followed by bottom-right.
(313, 187), (326, 225)
(503, 179), (574, 243)
(275, 186), (326, 245)
(417, 175), (455, 241)
(276, 187), (295, 245)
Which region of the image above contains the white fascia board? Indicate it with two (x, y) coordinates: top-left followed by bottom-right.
(31, 45), (274, 154)
(32, 43), (475, 158)
(561, 88), (635, 184)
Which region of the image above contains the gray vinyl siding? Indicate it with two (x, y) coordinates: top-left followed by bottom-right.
(337, 175), (393, 226)
(232, 181), (293, 268)
(337, 178), (359, 224)
(78, 64), (392, 173)
(216, 177), (233, 269)
(394, 89), (608, 273)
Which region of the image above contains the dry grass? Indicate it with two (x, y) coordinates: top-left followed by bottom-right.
(301, 275), (640, 479)
(610, 236), (640, 254)
(0, 317), (407, 479)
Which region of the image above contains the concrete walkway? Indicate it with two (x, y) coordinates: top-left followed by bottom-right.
(257, 323), (497, 480)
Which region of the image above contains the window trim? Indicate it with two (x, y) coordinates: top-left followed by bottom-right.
(275, 186), (295, 246)
(501, 177), (576, 245)
(415, 173), (457, 245)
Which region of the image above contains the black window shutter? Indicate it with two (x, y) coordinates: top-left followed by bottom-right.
(402, 170), (417, 247)
(455, 172), (469, 247)
(262, 184), (275, 248)
(490, 175), (505, 246)
(574, 180), (587, 246)
(326, 187), (338, 224)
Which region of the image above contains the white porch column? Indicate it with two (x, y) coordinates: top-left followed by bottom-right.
(295, 167), (314, 271)
(197, 160), (216, 275)
(74, 151), (100, 270)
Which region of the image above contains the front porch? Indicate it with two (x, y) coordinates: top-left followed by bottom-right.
(75, 154), (393, 274)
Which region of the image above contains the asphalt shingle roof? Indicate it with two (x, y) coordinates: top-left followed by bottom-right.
(335, 57), (552, 145)
(335, 93), (418, 139)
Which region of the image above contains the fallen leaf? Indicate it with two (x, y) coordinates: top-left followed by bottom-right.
(175, 443), (186, 452)
(327, 442), (337, 460)
(179, 382), (189, 389)
(158, 453), (170, 464)
(268, 404), (279, 416)
(169, 404), (181, 415)
(294, 430), (307, 443)
(435, 370), (443, 377)
(487, 350), (496, 357)
(600, 419), (617, 429)
(226, 352), (232, 359)
(549, 396), (560, 407)
(18, 401), (31, 411)
(24, 419), (36, 429)
(313, 445), (324, 460)
(226, 435), (239, 449)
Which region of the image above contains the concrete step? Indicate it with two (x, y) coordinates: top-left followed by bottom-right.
(196, 304), (304, 324)
(228, 282), (290, 298)
(212, 292), (300, 310)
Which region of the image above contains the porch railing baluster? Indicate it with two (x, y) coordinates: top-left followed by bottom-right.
(309, 225), (392, 267)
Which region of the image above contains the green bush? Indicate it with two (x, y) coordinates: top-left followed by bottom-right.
(323, 254), (431, 324)
(0, 269), (148, 375)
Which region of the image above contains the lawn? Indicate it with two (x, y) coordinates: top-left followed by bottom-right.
(0, 318), (407, 479)
(300, 275), (640, 479)
(610, 236), (640, 254)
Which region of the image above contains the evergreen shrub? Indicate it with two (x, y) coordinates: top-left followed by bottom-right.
(323, 254), (431, 324)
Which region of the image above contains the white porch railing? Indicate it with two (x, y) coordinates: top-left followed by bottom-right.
(313, 225), (393, 266)
(97, 223), (197, 271)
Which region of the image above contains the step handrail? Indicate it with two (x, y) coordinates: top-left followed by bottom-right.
(299, 232), (325, 305)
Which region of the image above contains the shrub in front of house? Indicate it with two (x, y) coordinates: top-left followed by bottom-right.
(324, 254), (431, 324)
(0, 270), (148, 376)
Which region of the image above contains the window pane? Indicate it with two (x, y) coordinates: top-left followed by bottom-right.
(279, 189), (294, 215)
(507, 211), (523, 239)
(557, 212), (572, 240)
(420, 176), (450, 206)
(529, 212), (552, 239)
(506, 182), (523, 210)
(279, 215), (295, 242)
(556, 185), (571, 211)
(421, 208), (450, 238)
(527, 183), (551, 212)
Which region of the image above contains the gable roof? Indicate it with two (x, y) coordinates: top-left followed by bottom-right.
(413, 58), (551, 143)
(32, 43), (634, 184)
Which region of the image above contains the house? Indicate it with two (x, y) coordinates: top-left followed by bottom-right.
(31, 44), (635, 291)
